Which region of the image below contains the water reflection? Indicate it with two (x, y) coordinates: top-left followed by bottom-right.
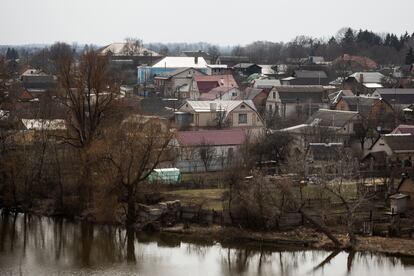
(0, 210), (413, 276)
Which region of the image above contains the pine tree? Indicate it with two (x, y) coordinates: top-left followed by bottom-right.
(405, 47), (414, 65)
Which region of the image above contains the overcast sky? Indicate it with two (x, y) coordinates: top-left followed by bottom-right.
(1, 0), (413, 46)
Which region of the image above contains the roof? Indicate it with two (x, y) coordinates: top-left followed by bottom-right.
(294, 70), (328, 79)
(374, 88), (414, 105)
(348, 72), (385, 83)
(199, 87), (238, 100)
(253, 79), (281, 89)
(152, 57), (208, 68)
(339, 96), (383, 117)
(184, 100), (257, 113)
(383, 134), (414, 153)
(195, 74), (238, 93)
(154, 67), (206, 79)
(273, 85), (325, 103)
(363, 83), (383, 89)
(328, 90), (354, 103)
(207, 64), (228, 69)
(392, 124), (414, 135)
(259, 65), (277, 75)
(389, 193), (409, 200)
(99, 42), (160, 56)
(244, 87), (266, 100)
(21, 69), (50, 77)
(306, 109), (359, 128)
(21, 119), (66, 131)
(176, 129), (246, 146)
(233, 63), (261, 69)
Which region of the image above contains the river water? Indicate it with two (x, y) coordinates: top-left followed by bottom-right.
(0, 211), (413, 276)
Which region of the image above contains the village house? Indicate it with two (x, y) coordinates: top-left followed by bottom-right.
(252, 79), (281, 89)
(259, 65), (278, 78)
(335, 95), (395, 131)
(395, 174), (414, 209)
(174, 100), (265, 135)
(372, 88), (414, 111)
(21, 69), (56, 91)
(343, 72), (385, 95)
(328, 89), (355, 107)
(233, 63), (262, 76)
(153, 67), (206, 99)
(368, 133), (414, 169)
(266, 85), (328, 119)
(281, 70), (329, 86)
(137, 56), (208, 84)
(306, 109), (362, 136)
(191, 74), (238, 99)
(216, 55), (249, 67)
(242, 87), (271, 116)
(206, 64), (229, 75)
(198, 87), (240, 101)
(173, 129), (245, 172)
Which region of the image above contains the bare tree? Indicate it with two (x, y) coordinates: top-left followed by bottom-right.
(101, 117), (172, 227)
(199, 139), (216, 172)
(122, 38), (143, 56)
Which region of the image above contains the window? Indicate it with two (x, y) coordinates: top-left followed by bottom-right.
(269, 105), (273, 112)
(273, 92), (276, 99)
(240, 104), (245, 109)
(238, 113), (247, 124)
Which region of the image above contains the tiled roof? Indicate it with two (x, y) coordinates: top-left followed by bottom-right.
(176, 129), (246, 146)
(273, 85), (325, 103)
(195, 74), (238, 93)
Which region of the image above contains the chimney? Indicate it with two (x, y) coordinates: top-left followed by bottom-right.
(210, 102), (217, 112)
(359, 73), (364, 84)
(194, 56), (199, 65)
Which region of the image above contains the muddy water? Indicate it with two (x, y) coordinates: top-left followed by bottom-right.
(0, 211), (413, 276)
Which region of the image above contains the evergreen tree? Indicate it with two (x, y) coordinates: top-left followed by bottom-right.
(341, 28), (355, 54)
(405, 47), (414, 65)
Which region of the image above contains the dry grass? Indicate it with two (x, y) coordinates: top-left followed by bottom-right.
(162, 188), (225, 210)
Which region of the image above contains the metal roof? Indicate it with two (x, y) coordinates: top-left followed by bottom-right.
(152, 57), (208, 68)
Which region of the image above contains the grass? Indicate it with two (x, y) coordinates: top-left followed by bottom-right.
(162, 188), (225, 210)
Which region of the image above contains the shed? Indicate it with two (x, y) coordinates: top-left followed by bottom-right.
(149, 168), (181, 184)
(389, 193), (409, 214)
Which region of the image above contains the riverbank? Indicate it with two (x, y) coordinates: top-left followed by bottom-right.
(160, 224), (414, 257)
(3, 202), (414, 258)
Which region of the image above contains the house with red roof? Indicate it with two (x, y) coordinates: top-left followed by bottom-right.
(192, 74), (238, 99)
(173, 129), (246, 172)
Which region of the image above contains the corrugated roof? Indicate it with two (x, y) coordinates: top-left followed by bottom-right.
(306, 109), (359, 128)
(22, 119), (66, 130)
(152, 57), (208, 68)
(176, 129), (246, 146)
(100, 42), (160, 56)
(384, 134), (414, 152)
(348, 72), (385, 83)
(253, 79), (281, 89)
(185, 100), (256, 113)
(294, 70), (327, 79)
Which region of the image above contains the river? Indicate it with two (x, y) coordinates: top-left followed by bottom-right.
(0, 211), (413, 276)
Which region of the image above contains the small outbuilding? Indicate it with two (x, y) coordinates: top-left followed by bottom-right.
(148, 168), (181, 184)
(389, 193), (409, 214)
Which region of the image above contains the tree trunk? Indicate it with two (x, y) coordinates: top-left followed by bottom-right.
(126, 185), (136, 227)
(298, 208), (342, 247)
